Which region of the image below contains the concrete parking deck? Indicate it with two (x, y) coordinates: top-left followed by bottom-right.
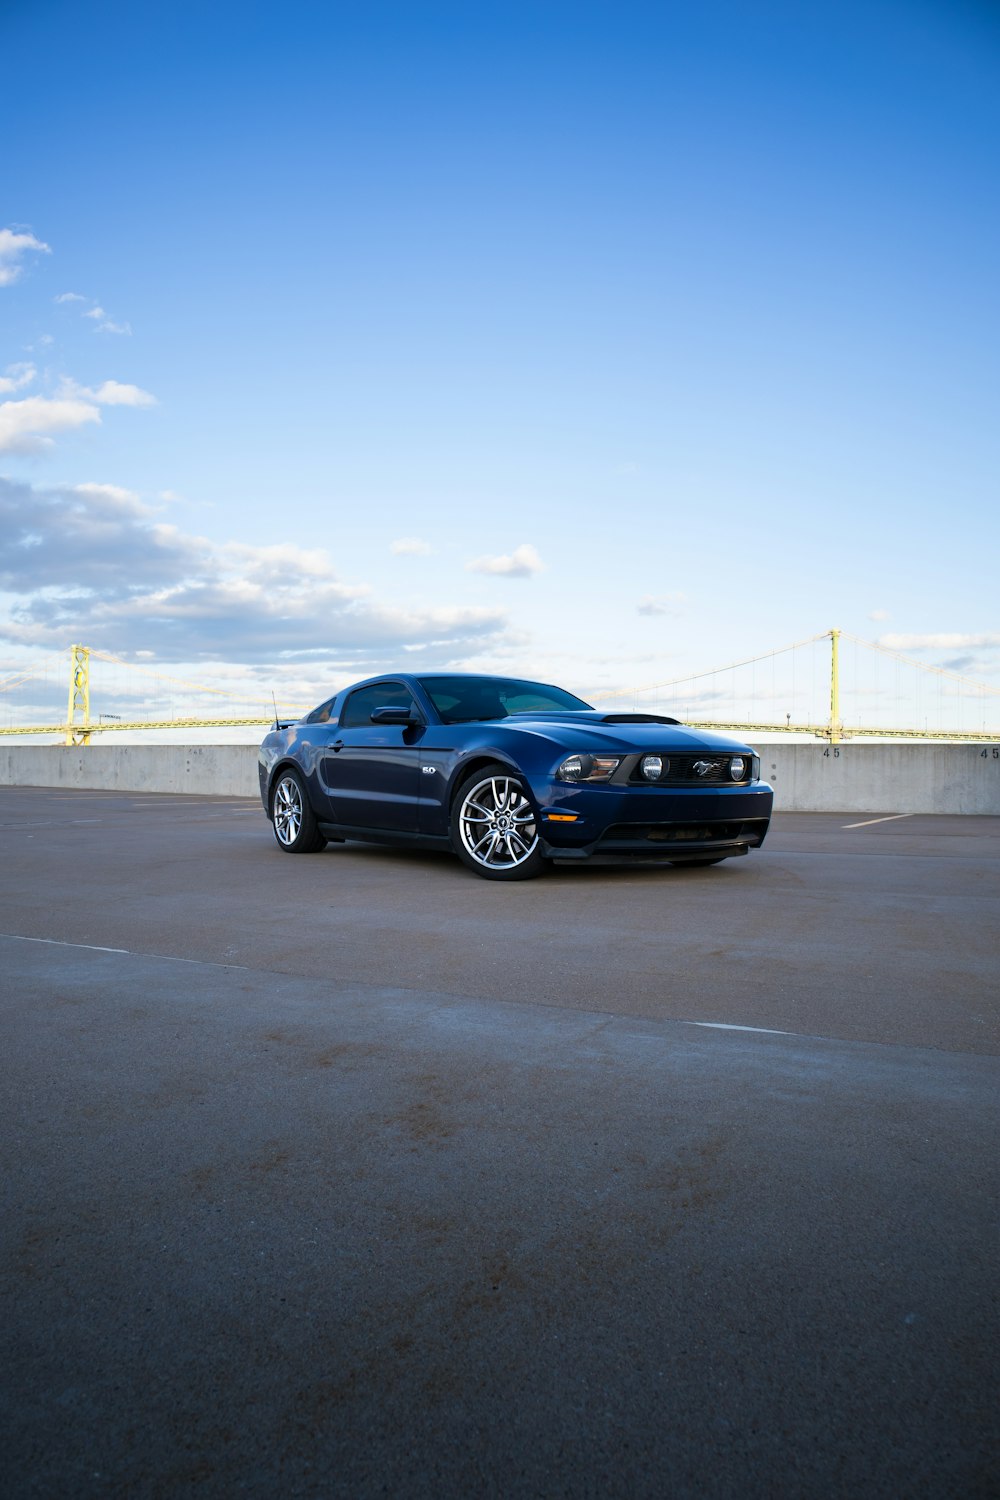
(2, 790), (998, 1497)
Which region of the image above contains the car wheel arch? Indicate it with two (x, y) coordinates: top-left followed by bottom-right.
(447, 753), (525, 812)
(268, 757), (309, 815)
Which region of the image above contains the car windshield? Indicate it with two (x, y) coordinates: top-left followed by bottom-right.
(419, 675), (593, 723)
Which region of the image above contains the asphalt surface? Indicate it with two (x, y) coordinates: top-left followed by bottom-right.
(1, 787), (998, 1498)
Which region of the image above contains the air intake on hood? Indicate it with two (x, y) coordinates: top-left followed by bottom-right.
(600, 713), (681, 725)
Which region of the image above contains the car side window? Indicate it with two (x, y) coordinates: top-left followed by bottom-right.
(305, 696), (338, 724)
(339, 682), (416, 729)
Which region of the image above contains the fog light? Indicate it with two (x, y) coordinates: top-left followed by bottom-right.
(641, 754), (664, 781)
(730, 756), (746, 780)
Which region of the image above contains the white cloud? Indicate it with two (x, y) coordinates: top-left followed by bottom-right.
(390, 537), (433, 556)
(0, 477), (510, 664)
(222, 540), (352, 585)
(466, 542), (544, 577)
(72, 482), (150, 513)
(0, 396), (101, 454)
(0, 378), (157, 453)
(0, 363), (36, 395)
(637, 593), (686, 617)
(83, 380), (156, 407)
(879, 632), (1000, 651)
(0, 229), (51, 287)
(55, 292), (132, 335)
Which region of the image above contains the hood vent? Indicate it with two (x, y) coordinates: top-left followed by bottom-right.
(600, 713), (681, 725)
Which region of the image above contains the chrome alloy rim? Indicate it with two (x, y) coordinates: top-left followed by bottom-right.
(459, 775), (539, 869)
(273, 774), (304, 845)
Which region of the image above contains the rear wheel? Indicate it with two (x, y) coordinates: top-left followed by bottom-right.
(451, 764), (546, 881)
(271, 769), (327, 853)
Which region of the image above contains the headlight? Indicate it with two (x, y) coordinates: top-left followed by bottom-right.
(556, 753), (621, 783)
(751, 754), (760, 781)
(640, 754), (665, 781)
(730, 756), (747, 781)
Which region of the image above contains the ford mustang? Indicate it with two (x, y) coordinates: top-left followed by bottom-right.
(258, 673), (773, 880)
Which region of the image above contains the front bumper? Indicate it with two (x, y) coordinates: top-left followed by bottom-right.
(534, 783), (774, 861)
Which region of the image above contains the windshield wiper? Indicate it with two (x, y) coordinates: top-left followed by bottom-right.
(444, 713), (508, 723)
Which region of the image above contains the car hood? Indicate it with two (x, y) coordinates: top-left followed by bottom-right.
(488, 712), (756, 755)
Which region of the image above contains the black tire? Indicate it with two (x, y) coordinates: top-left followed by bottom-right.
(270, 769), (327, 853)
(670, 856), (726, 867)
(450, 763), (547, 881)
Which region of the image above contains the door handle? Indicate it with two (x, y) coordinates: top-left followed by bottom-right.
(332, 739), (344, 752)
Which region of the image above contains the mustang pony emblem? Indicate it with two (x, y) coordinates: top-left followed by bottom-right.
(692, 760), (716, 776)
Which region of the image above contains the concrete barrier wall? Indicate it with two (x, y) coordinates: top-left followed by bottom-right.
(2, 741), (999, 814)
(759, 743), (1000, 815)
(0, 744), (261, 799)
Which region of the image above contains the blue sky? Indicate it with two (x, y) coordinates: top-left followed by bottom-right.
(2, 0), (999, 718)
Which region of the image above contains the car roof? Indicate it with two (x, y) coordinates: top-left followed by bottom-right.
(341, 671), (566, 691)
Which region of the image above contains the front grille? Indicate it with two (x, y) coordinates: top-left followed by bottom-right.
(598, 819), (769, 850)
(627, 754), (748, 785)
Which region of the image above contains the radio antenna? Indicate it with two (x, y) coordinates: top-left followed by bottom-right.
(271, 688), (279, 727)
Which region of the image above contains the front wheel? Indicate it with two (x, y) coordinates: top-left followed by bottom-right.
(271, 769), (327, 853)
(451, 764), (547, 881)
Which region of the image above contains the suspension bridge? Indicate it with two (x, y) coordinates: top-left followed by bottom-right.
(1, 631), (998, 745)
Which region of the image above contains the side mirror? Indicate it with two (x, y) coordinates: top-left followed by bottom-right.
(369, 706), (418, 726)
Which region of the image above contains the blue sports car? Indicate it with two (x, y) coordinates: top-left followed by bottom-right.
(258, 673), (773, 880)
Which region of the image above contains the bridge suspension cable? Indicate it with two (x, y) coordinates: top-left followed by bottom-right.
(0, 660), (55, 691)
(595, 631), (830, 701)
(1, 635), (998, 743)
(838, 631), (1000, 696)
(87, 650), (303, 707)
(589, 627), (999, 742)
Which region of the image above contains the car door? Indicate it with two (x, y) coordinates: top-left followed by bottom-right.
(320, 681), (423, 832)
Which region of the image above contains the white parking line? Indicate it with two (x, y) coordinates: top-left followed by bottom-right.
(0, 819), (105, 829)
(1, 931), (253, 972)
(128, 800), (258, 809)
(4, 933), (129, 954)
(841, 813), (915, 829)
(687, 1021), (798, 1036)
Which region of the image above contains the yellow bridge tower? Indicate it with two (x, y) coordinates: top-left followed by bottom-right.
(65, 645), (92, 745)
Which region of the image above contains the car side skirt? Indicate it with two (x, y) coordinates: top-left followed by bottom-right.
(316, 821), (452, 851)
